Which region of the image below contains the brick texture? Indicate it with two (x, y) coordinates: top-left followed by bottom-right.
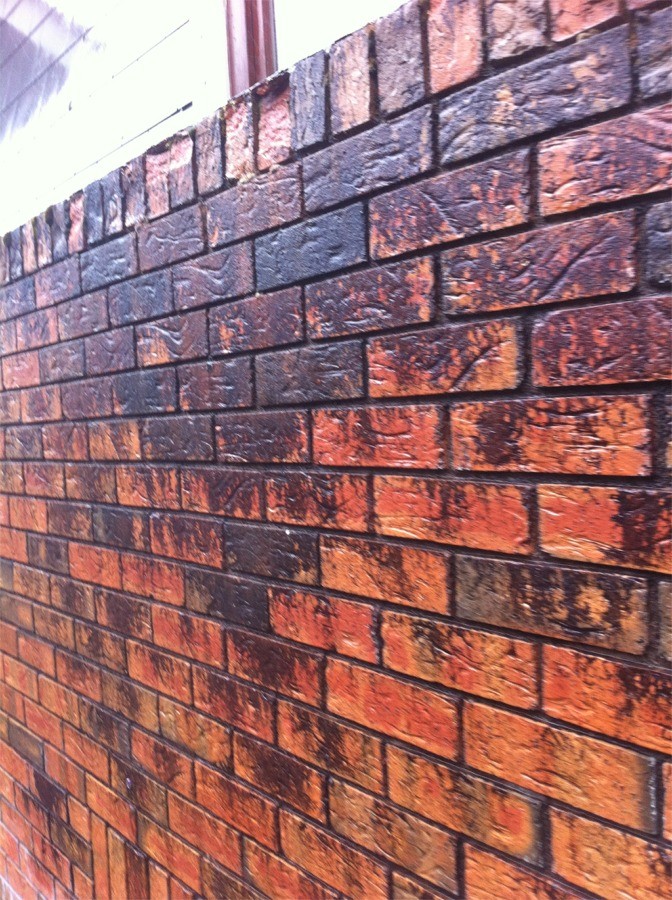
(0, 2), (669, 899)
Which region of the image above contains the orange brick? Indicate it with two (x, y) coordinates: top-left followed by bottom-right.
(88, 419), (141, 461)
(116, 465), (181, 509)
(2, 349), (40, 388)
(18, 634), (55, 677)
(149, 512), (223, 567)
(85, 775), (136, 842)
(63, 725), (108, 781)
(9, 497), (47, 533)
(452, 396), (652, 476)
(278, 700), (384, 793)
(270, 587), (377, 663)
(0, 526), (28, 563)
(55, 650), (102, 702)
(539, 485), (671, 573)
(327, 657), (459, 759)
(69, 543), (121, 590)
(267, 472), (369, 532)
(38, 675), (80, 726)
(313, 404), (445, 469)
(549, 0), (619, 40)
(551, 809), (670, 900)
(465, 702), (655, 831)
(158, 696), (231, 769)
(121, 552), (185, 604)
(45, 745), (85, 801)
(388, 744), (541, 861)
(374, 475), (532, 554)
(127, 641), (191, 703)
(195, 761), (278, 849)
(664, 762), (672, 842)
(280, 809), (388, 900)
(320, 535), (451, 613)
(245, 841), (337, 900)
(168, 793), (242, 874)
(193, 665), (274, 742)
(543, 645), (671, 753)
(427, 0), (482, 92)
(234, 732), (326, 820)
(382, 610), (538, 708)
(151, 607), (225, 667)
(131, 730), (194, 798)
(138, 814), (201, 893)
(465, 844), (582, 900)
(331, 778), (457, 892)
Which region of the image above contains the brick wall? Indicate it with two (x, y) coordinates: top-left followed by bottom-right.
(0, 0), (670, 897)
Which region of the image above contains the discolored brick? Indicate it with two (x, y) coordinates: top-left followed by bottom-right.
(427, 0), (482, 92)
(486, 0), (547, 59)
(216, 409), (309, 463)
(329, 28), (371, 135)
(375, 1), (424, 114)
(136, 310), (207, 367)
(224, 95), (254, 182)
(257, 341), (363, 405)
(256, 74), (291, 172)
(267, 472), (369, 531)
(210, 286), (302, 354)
(637, 7), (672, 99)
(195, 113), (223, 196)
(108, 270), (172, 326)
(138, 206), (204, 272)
(548, 0), (618, 40)
(179, 357), (252, 411)
(290, 50), (327, 150)
(645, 202), (672, 287)
(81, 234), (138, 291)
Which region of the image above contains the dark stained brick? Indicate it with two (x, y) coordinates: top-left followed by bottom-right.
(216, 410), (310, 463)
(257, 341), (364, 406)
(85, 327), (135, 375)
(0, 278), (35, 322)
(137, 311), (207, 366)
(102, 169), (123, 236)
(291, 50), (327, 150)
(81, 234), (138, 291)
(439, 29), (630, 164)
(141, 415), (214, 461)
(138, 205), (204, 271)
(58, 291), (108, 341)
(645, 202), (671, 288)
(112, 368), (176, 416)
(84, 181), (104, 246)
(173, 244), (253, 310)
(225, 522), (318, 585)
(210, 287), (303, 355)
(195, 113), (224, 196)
(122, 156), (146, 228)
(35, 257), (80, 308)
(108, 271), (173, 326)
(185, 568), (269, 630)
(637, 7), (671, 98)
(179, 358), (252, 411)
(375, 0), (424, 114)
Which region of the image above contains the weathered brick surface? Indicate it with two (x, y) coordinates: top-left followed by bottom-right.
(0, 3), (669, 898)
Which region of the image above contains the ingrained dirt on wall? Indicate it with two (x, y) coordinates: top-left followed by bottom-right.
(0, 0), (670, 898)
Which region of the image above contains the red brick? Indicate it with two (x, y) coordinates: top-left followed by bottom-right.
(538, 485), (671, 573)
(69, 543), (121, 589)
(56, 650), (102, 702)
(196, 761), (278, 849)
(132, 730), (194, 797)
(539, 105), (672, 214)
(181, 467), (263, 519)
(169, 133), (194, 208)
(3, 351), (40, 389)
(246, 841), (337, 900)
(452, 395), (652, 476)
(149, 512), (223, 567)
(158, 696), (230, 768)
(216, 410), (309, 464)
(465, 702), (655, 831)
(388, 744), (540, 861)
(152, 607), (224, 667)
(168, 793), (241, 874)
(224, 95), (254, 181)
(427, 0), (483, 92)
(374, 475), (532, 554)
(228, 629), (322, 706)
(145, 147), (170, 219)
(280, 809), (387, 899)
(465, 845), (581, 900)
(543, 646), (671, 753)
(549, 0), (619, 40)
(270, 587), (377, 663)
(267, 473), (369, 532)
(486, 0), (547, 59)
(138, 815), (201, 892)
(327, 657), (458, 758)
(10, 496), (47, 532)
(121, 552), (185, 604)
(42, 421), (87, 462)
(116, 465), (181, 510)
(85, 776), (136, 842)
(127, 641), (191, 703)
(63, 725), (109, 781)
(551, 809), (670, 899)
(136, 311), (207, 367)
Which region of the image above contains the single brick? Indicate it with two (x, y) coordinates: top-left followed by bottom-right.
(35, 257), (80, 308)
(173, 244), (253, 309)
(452, 395), (652, 476)
(266, 472), (369, 531)
(306, 257), (433, 339)
(637, 7), (672, 99)
(327, 657), (458, 758)
(58, 292), (107, 341)
(551, 810), (671, 899)
(152, 607), (224, 667)
(181, 467), (263, 519)
(65, 462), (116, 502)
(127, 642), (191, 703)
(375, 475), (532, 554)
(168, 793), (240, 873)
(225, 523), (317, 586)
(210, 286), (302, 354)
(0, 278), (36, 321)
(375, 1), (424, 114)
(313, 404), (445, 469)
(290, 50), (326, 150)
(456, 556), (648, 654)
(304, 107), (432, 212)
(539, 484), (671, 573)
(179, 357), (252, 411)
(329, 28), (371, 134)
(121, 552), (185, 605)
(543, 645), (670, 753)
(439, 29), (630, 163)
(224, 95), (254, 182)
(160, 698), (231, 768)
(150, 512), (223, 567)
(382, 610), (538, 708)
(17, 307), (59, 349)
(257, 341), (364, 405)
(3, 350), (40, 389)
(539, 105), (672, 214)
(116, 464), (180, 509)
(184, 568), (269, 630)
(68, 194), (84, 254)
(207, 164), (301, 248)
(69, 543), (121, 590)
(141, 415), (214, 461)
(101, 169), (123, 236)
(487, 0), (547, 59)
(442, 211), (635, 313)
(138, 816), (200, 892)
(645, 201), (672, 287)
(197, 763), (279, 849)
(83, 181), (104, 245)
(228, 629), (323, 706)
(35, 212), (52, 269)
(108, 271), (172, 326)
(195, 113), (223, 195)
(427, 0), (482, 92)
(138, 206), (204, 271)
(549, 0), (618, 40)
(112, 368), (176, 416)
(80, 234), (138, 291)
(8, 227), (23, 278)
(388, 744), (541, 861)
(246, 842), (337, 900)
(136, 310), (207, 366)
(89, 418), (142, 460)
(51, 201), (69, 261)
(145, 146), (170, 219)
(331, 779), (457, 892)
(193, 666), (274, 741)
(85, 326), (135, 375)
(533, 297), (671, 387)
(256, 204), (366, 290)
(168, 133), (194, 208)
(121, 156), (146, 227)
(280, 810), (388, 899)
(270, 587), (377, 662)
(368, 319), (520, 397)
(256, 75), (291, 172)
(216, 410), (310, 463)
(465, 845), (581, 900)
(370, 150), (530, 258)
(465, 702), (655, 831)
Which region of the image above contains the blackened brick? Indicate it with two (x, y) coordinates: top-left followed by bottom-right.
(35, 211), (52, 269)
(138, 205), (204, 271)
(257, 341), (364, 405)
(102, 170), (123, 236)
(16, 308), (58, 351)
(216, 410), (310, 463)
(141, 415), (214, 461)
(58, 291), (108, 340)
(84, 181), (104, 245)
(81, 234), (138, 291)
(179, 358), (252, 411)
(112, 369), (177, 416)
(0, 278), (35, 322)
(85, 327), (135, 375)
(195, 113), (224, 195)
(256, 205), (366, 290)
(181, 467), (263, 519)
(375, 0), (424, 114)
(136, 311), (207, 366)
(35, 257), (80, 308)
(637, 8), (672, 98)
(304, 108), (432, 212)
(122, 156), (146, 228)
(291, 50), (327, 150)
(225, 522), (318, 585)
(51, 201), (69, 261)
(61, 377), (113, 419)
(210, 287), (302, 354)
(645, 202), (671, 287)
(108, 271), (172, 326)
(173, 244), (253, 309)
(92, 507), (150, 552)
(439, 29), (630, 164)
(206, 165), (301, 247)
(185, 569), (269, 630)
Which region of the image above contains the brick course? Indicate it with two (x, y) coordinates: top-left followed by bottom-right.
(0, 1), (670, 898)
